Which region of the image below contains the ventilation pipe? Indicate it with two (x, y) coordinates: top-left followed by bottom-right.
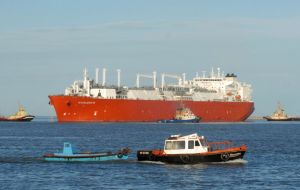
(153, 71), (157, 89)
(217, 68), (220, 78)
(95, 68), (99, 84)
(117, 69), (121, 88)
(102, 68), (106, 86)
(182, 73), (186, 85)
(136, 74), (140, 88)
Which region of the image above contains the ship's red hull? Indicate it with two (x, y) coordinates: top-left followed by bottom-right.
(49, 95), (254, 122)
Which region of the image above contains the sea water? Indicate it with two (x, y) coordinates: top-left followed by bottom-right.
(0, 119), (299, 189)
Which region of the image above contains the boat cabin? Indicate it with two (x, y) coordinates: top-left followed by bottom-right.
(54, 142), (74, 156)
(164, 133), (209, 154)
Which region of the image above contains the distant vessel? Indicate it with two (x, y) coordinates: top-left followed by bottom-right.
(0, 105), (34, 122)
(158, 108), (200, 123)
(49, 68), (254, 122)
(137, 133), (247, 164)
(263, 103), (292, 121)
(43, 142), (131, 162)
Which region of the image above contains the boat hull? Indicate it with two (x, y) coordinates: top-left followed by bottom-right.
(137, 149), (246, 164)
(49, 95), (254, 122)
(158, 118), (200, 123)
(263, 116), (292, 121)
(0, 115), (35, 122)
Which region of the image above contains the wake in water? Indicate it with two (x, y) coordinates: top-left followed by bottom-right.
(134, 160), (166, 165)
(0, 157), (44, 163)
(209, 159), (248, 165)
(133, 159), (247, 166)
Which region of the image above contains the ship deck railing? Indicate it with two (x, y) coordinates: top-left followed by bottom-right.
(207, 141), (233, 151)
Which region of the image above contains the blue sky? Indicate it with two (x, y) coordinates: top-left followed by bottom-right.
(0, 0), (300, 116)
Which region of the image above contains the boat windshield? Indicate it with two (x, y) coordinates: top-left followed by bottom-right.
(165, 140), (185, 150)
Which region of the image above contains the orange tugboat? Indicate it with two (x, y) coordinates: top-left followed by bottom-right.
(137, 133), (247, 164)
(0, 105), (35, 122)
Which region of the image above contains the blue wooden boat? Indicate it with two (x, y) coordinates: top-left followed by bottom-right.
(43, 142), (131, 162)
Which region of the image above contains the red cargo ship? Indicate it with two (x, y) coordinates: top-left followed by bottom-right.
(49, 68), (254, 122)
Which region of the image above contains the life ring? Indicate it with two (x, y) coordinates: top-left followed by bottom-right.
(220, 153), (230, 161)
(180, 155), (190, 164)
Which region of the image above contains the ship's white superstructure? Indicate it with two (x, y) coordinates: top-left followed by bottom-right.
(64, 68), (252, 102)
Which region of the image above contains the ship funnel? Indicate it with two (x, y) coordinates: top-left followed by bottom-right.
(117, 69), (121, 88)
(102, 68), (106, 86)
(95, 68), (99, 84)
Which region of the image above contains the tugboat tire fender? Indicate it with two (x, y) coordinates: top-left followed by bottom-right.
(220, 153), (230, 161)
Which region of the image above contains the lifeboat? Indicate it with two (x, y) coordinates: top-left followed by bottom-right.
(137, 133), (247, 164)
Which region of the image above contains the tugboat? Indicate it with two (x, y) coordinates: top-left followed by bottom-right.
(0, 105), (35, 122)
(263, 103), (292, 121)
(158, 108), (200, 123)
(137, 133), (247, 164)
(43, 142), (131, 162)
